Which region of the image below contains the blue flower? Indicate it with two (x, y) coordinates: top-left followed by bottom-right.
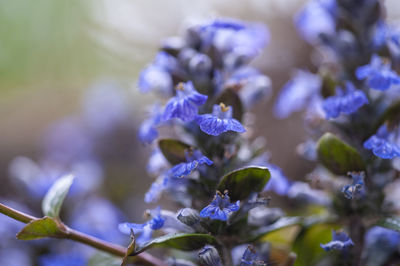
(144, 175), (169, 203)
(138, 104), (163, 143)
(274, 70), (321, 119)
(138, 51), (177, 95)
(200, 191), (240, 221)
(323, 82), (368, 119)
(69, 197), (123, 243)
(364, 124), (400, 159)
(263, 163), (291, 196)
(39, 253), (86, 266)
(365, 226), (400, 251)
(119, 207), (165, 244)
(240, 245), (264, 266)
(146, 148), (169, 176)
(341, 172), (365, 199)
(196, 103), (245, 136)
(194, 19), (268, 62)
(168, 150), (213, 178)
(226, 67), (272, 107)
(356, 54), (400, 91)
(163, 81), (208, 122)
(320, 230), (354, 251)
(295, 0), (337, 44)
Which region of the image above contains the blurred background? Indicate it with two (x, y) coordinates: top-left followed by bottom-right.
(1, 0), (400, 264)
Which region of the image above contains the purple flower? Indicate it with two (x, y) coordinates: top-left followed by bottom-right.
(196, 103), (245, 136)
(82, 81), (130, 134)
(193, 19), (268, 63)
(240, 245), (264, 266)
(168, 150), (213, 178)
(226, 67), (272, 107)
(39, 253), (86, 266)
(163, 81), (208, 122)
(274, 70), (321, 119)
(341, 172), (365, 199)
(119, 207), (165, 244)
(138, 51), (178, 95)
(295, 0), (337, 44)
(365, 226), (400, 252)
(144, 175), (169, 203)
(321, 230), (354, 251)
(200, 191), (240, 221)
(138, 104), (163, 144)
(323, 82), (369, 119)
(364, 124), (400, 159)
(356, 54), (400, 91)
(263, 164), (291, 196)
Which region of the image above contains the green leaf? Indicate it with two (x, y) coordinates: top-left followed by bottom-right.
(317, 133), (365, 175)
(216, 89), (243, 121)
(17, 217), (65, 240)
(133, 233), (217, 255)
(122, 236), (136, 266)
(42, 173), (75, 218)
(217, 167), (270, 201)
(88, 252), (121, 266)
(293, 223), (340, 266)
(158, 139), (192, 165)
(247, 217), (302, 242)
(376, 217), (400, 231)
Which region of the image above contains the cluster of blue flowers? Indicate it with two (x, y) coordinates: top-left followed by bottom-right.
(4, 1), (400, 265)
(274, 0), (400, 264)
(119, 18), (296, 265)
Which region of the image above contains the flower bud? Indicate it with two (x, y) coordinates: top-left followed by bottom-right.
(198, 245), (222, 266)
(177, 208), (200, 226)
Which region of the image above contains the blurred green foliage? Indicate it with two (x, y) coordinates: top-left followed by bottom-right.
(0, 0), (103, 91)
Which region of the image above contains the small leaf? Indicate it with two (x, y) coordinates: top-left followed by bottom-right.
(317, 133), (365, 175)
(217, 167), (270, 201)
(376, 217), (400, 231)
(216, 89), (243, 121)
(17, 217), (65, 240)
(292, 223), (340, 266)
(42, 174), (75, 218)
(247, 217), (302, 242)
(88, 252), (121, 266)
(122, 235), (136, 266)
(133, 233), (217, 255)
(158, 139), (192, 165)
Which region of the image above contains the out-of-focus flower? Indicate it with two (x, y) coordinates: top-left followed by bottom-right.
(341, 172), (365, 199)
(323, 82), (368, 119)
(196, 103), (245, 136)
(138, 104), (163, 144)
(320, 230), (354, 251)
(295, 0), (337, 44)
(364, 124), (400, 159)
(69, 197), (124, 243)
(274, 70), (321, 119)
(82, 81), (130, 135)
(356, 54), (400, 91)
(119, 207), (165, 244)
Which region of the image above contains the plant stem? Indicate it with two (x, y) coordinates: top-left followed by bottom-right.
(0, 202), (165, 266)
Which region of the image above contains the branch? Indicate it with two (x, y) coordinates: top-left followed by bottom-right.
(0, 202), (165, 266)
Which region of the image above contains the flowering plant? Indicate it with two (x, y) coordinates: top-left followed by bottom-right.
(2, 1), (400, 266)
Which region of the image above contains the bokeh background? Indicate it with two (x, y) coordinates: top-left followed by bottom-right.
(1, 0), (400, 264)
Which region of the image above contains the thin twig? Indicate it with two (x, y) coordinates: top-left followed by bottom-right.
(0, 202), (166, 266)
